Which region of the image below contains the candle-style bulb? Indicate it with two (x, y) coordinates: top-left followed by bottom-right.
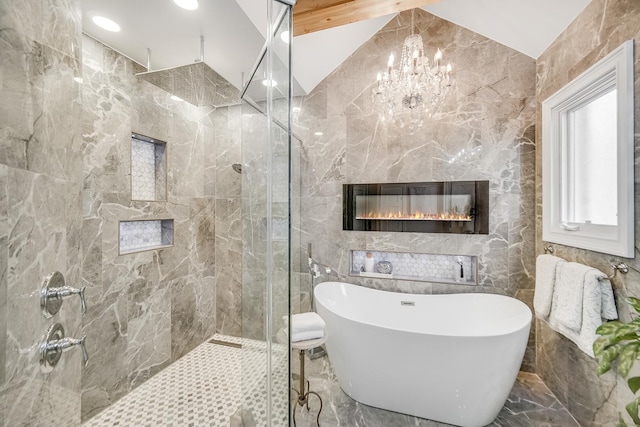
(387, 54), (394, 67)
(377, 72), (382, 81)
(434, 49), (442, 61)
(446, 63), (452, 72)
(413, 50), (419, 59)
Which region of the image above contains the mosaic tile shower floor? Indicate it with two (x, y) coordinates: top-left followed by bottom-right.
(83, 334), (288, 427)
(84, 334), (578, 427)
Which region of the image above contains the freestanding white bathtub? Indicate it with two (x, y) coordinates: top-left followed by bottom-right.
(314, 281), (532, 427)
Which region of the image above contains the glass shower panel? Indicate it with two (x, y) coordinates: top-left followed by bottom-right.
(269, 6), (292, 427)
(240, 2), (292, 426)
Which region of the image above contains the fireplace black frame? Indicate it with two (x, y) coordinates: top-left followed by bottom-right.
(343, 181), (489, 234)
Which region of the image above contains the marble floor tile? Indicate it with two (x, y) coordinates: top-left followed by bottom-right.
(293, 356), (580, 427)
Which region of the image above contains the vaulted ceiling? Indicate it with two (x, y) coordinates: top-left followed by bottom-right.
(82, 0), (591, 96)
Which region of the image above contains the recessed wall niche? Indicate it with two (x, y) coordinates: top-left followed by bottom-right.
(131, 133), (167, 201)
(119, 219), (174, 255)
(350, 250), (477, 285)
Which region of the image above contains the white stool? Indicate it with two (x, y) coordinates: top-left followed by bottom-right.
(291, 335), (326, 426)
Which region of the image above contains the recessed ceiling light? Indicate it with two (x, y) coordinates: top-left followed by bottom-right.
(73, 77), (83, 84)
(170, 95), (184, 102)
(262, 79), (278, 87)
(280, 30), (290, 44)
(92, 16), (121, 32)
(314, 131), (323, 136)
(173, 0), (198, 10)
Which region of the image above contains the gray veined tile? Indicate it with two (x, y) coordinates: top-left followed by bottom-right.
(80, 293), (128, 421)
(42, 0), (82, 58)
(294, 357), (579, 427)
(0, 31), (42, 171)
(0, 0), (44, 44)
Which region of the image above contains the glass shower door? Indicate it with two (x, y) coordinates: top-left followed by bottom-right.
(240, 1), (293, 425)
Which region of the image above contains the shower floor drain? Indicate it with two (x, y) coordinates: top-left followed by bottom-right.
(208, 338), (242, 349)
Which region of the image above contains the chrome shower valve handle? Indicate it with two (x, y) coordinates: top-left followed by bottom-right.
(40, 323), (89, 373)
(48, 285), (87, 314)
(40, 271), (87, 317)
(54, 335), (89, 365)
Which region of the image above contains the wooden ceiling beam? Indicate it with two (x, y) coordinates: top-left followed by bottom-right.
(294, 0), (355, 15)
(293, 0), (443, 37)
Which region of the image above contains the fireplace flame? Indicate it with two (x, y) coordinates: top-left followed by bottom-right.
(356, 210), (471, 221)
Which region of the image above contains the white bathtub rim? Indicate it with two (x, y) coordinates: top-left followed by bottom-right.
(314, 281), (532, 339)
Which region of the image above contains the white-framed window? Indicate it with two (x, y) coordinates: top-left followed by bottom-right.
(542, 39), (634, 257)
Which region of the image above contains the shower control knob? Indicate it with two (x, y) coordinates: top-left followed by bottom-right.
(40, 323), (89, 373)
(40, 271), (87, 317)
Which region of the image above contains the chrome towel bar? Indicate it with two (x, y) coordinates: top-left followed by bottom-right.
(541, 244), (629, 281)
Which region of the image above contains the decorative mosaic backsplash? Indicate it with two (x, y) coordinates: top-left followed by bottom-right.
(131, 134), (167, 201)
(119, 219), (174, 254)
(350, 250), (476, 285)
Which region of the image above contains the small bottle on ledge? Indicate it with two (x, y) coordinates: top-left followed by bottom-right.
(364, 252), (375, 273)
(454, 257), (465, 282)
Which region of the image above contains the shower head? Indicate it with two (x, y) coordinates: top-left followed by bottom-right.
(232, 163), (242, 174)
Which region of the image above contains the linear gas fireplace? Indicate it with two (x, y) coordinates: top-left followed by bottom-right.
(343, 181), (489, 234)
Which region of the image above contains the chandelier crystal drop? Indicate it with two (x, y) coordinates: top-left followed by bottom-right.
(373, 10), (453, 134)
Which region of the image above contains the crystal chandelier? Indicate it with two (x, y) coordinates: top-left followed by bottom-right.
(373, 10), (453, 134)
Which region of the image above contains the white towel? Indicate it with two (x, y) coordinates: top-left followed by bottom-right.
(546, 266), (619, 358)
(291, 330), (324, 342)
(285, 312), (326, 342)
(534, 254), (564, 320)
(552, 262), (590, 331)
(290, 312), (326, 335)
(593, 272), (618, 320)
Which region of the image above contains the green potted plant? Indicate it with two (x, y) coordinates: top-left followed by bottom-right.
(594, 297), (640, 426)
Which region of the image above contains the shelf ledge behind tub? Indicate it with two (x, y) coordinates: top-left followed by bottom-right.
(350, 249), (477, 285)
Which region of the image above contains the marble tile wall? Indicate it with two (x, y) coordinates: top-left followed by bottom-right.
(535, 0), (640, 425)
(213, 104), (243, 337)
(293, 8), (537, 371)
(0, 0), (83, 425)
(79, 36), (243, 421)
